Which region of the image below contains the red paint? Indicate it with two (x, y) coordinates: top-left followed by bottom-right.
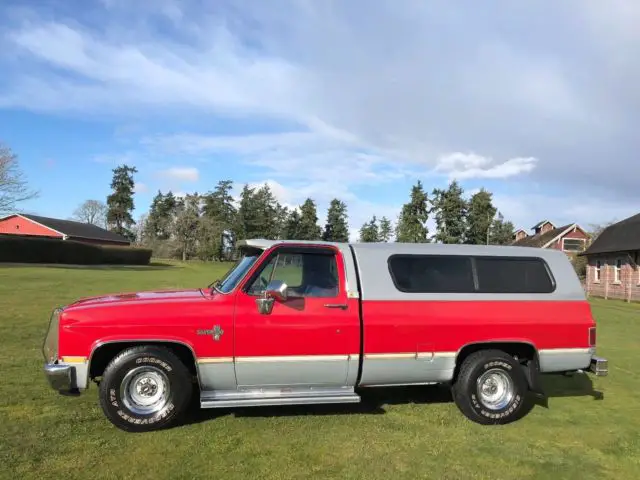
(0, 215), (62, 238)
(55, 242), (597, 380)
(361, 300), (595, 355)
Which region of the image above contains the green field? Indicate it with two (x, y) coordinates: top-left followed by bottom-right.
(1, 262), (638, 479)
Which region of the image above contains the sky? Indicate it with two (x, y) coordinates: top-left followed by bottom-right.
(1, 0), (639, 241)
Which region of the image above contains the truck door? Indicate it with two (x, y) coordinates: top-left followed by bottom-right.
(233, 245), (360, 388)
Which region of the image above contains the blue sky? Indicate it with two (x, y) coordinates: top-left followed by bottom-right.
(1, 0), (639, 239)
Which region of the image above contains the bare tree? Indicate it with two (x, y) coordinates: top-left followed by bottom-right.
(0, 142), (38, 214)
(72, 200), (108, 227)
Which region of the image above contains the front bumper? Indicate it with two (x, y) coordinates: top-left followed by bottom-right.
(589, 355), (608, 376)
(44, 362), (77, 393)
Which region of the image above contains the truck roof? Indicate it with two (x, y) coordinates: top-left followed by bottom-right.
(236, 238), (567, 259)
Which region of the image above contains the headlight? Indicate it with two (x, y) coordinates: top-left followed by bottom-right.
(42, 308), (62, 363)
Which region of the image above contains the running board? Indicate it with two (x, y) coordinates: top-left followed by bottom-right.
(200, 387), (361, 409)
(201, 394), (361, 409)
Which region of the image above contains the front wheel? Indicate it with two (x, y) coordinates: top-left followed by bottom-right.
(452, 349), (532, 425)
(98, 345), (193, 432)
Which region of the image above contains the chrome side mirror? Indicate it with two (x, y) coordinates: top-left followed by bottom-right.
(265, 280), (288, 302)
(255, 280), (288, 315)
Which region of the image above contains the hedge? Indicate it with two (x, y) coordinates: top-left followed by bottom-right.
(0, 235), (152, 265)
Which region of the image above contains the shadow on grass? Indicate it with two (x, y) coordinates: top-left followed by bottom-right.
(0, 262), (176, 271)
(533, 372), (604, 409)
(183, 374), (603, 426)
(184, 385), (453, 426)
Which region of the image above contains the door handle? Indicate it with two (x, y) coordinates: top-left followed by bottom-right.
(324, 303), (348, 310)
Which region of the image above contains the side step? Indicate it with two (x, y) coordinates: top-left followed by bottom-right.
(200, 388), (361, 409)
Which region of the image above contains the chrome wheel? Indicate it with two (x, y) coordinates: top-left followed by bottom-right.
(120, 366), (170, 415)
(476, 368), (514, 410)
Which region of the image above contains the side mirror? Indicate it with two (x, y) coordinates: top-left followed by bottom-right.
(256, 280), (288, 315)
(265, 280), (288, 302)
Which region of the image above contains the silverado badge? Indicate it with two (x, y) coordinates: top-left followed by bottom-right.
(197, 325), (224, 341)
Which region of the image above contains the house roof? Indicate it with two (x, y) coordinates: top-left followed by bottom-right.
(512, 223), (573, 248)
(532, 220), (553, 230)
(10, 214), (130, 244)
(582, 213), (640, 256)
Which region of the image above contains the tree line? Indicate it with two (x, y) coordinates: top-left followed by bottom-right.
(74, 164), (516, 261)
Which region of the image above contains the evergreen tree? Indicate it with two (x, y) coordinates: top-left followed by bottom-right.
(395, 180), (429, 243)
(143, 190), (164, 241)
(488, 211), (516, 245)
(465, 188), (497, 245)
(235, 184), (260, 240)
(359, 216), (380, 242)
(322, 199), (350, 242)
(202, 180), (237, 260)
(173, 193), (201, 261)
(284, 209), (302, 239)
(106, 164), (138, 241)
(379, 216), (393, 242)
(432, 180), (467, 244)
(252, 183), (281, 239)
(297, 198), (322, 240)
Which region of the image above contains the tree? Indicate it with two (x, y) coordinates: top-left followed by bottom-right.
(359, 216), (380, 242)
(395, 180), (429, 243)
(0, 142), (38, 214)
(173, 193), (201, 261)
(297, 198), (322, 240)
(106, 165), (138, 241)
(252, 183), (282, 240)
(283, 209), (302, 239)
(379, 216), (393, 242)
(432, 180), (467, 244)
(322, 199), (350, 242)
(465, 189), (497, 245)
(72, 200), (107, 228)
(488, 211), (515, 245)
(202, 180), (237, 257)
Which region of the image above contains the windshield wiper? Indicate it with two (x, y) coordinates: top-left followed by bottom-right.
(208, 279), (222, 293)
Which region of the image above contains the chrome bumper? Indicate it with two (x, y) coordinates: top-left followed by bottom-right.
(589, 356), (608, 377)
(44, 362), (75, 392)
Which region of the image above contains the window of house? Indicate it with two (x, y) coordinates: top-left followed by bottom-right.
(562, 238), (585, 252)
(474, 257), (555, 294)
(388, 255), (475, 293)
(246, 251), (338, 298)
(614, 258), (622, 283)
(594, 260), (601, 282)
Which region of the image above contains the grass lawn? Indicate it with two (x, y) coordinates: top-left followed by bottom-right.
(1, 262), (638, 480)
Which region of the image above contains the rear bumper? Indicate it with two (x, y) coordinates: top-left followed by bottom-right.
(589, 355), (608, 377)
(44, 362), (77, 393)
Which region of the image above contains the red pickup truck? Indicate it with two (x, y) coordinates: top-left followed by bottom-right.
(43, 239), (607, 432)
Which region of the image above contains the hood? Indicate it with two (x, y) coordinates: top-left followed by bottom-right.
(67, 288), (205, 308)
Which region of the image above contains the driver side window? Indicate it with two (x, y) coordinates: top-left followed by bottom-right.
(246, 251), (339, 298)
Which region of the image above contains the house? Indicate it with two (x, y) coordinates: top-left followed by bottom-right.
(511, 220), (589, 253)
(0, 213), (130, 246)
(581, 213), (640, 302)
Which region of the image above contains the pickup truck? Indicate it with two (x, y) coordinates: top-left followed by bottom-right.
(43, 239), (608, 432)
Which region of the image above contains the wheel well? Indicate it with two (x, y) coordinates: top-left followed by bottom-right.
(452, 342), (538, 383)
(89, 341), (198, 381)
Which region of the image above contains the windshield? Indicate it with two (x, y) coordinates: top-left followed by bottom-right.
(215, 248), (263, 294)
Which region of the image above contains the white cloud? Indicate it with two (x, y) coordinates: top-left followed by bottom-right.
(435, 153), (538, 180)
(134, 182), (148, 194)
(157, 167), (199, 182)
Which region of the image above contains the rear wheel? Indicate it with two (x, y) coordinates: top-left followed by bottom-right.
(98, 345), (193, 432)
(452, 349), (531, 425)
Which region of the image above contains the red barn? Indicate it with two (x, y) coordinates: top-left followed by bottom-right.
(0, 213), (130, 246)
(511, 220), (589, 254)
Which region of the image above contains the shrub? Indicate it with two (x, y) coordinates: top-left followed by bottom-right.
(0, 235), (152, 265)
